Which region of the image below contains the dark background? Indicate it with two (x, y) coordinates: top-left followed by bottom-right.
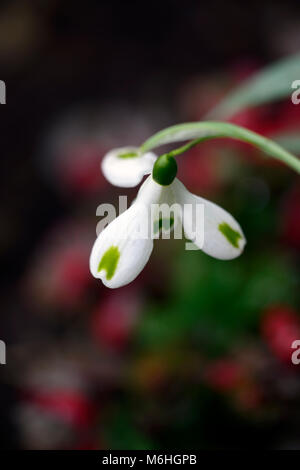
(0, 0), (300, 450)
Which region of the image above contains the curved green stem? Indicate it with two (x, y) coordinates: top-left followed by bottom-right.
(140, 121), (300, 174)
(159, 137), (211, 159)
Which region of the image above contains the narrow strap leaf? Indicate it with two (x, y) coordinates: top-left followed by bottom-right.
(207, 53), (300, 118)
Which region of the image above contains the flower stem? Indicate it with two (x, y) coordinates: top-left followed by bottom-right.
(160, 137), (211, 158)
(140, 121), (300, 174)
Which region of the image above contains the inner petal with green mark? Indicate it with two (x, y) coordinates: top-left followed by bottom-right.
(153, 217), (174, 234)
(97, 245), (120, 280)
(118, 151), (139, 159)
(218, 222), (242, 248)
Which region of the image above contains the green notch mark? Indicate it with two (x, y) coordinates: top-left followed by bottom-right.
(98, 246), (120, 280)
(153, 217), (174, 234)
(118, 151), (139, 159)
(219, 222), (242, 248)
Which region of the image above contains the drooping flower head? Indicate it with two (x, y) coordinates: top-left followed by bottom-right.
(90, 145), (246, 288)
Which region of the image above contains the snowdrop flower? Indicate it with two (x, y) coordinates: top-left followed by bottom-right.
(90, 149), (246, 288)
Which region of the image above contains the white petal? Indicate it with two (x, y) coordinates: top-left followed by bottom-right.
(90, 202), (153, 288)
(173, 179), (246, 259)
(101, 147), (157, 188)
(137, 176), (181, 237)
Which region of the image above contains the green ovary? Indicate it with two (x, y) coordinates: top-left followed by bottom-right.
(219, 222), (242, 248)
(97, 246), (120, 280)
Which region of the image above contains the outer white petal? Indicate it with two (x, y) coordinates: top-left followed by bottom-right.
(172, 179), (246, 259)
(90, 202), (153, 288)
(101, 147), (157, 188)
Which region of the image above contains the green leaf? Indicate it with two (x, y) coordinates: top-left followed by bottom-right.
(141, 121), (300, 173)
(206, 53), (300, 118)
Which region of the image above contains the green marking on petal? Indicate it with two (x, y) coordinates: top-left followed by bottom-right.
(97, 246), (120, 280)
(118, 151), (139, 159)
(153, 217), (174, 234)
(219, 222), (242, 248)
